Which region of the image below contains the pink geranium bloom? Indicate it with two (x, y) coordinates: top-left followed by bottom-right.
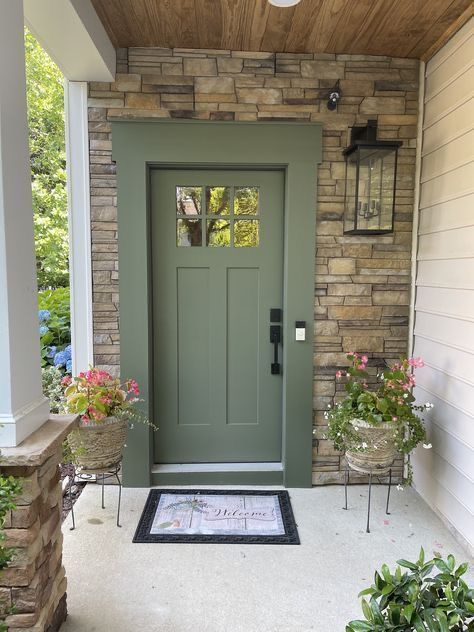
(408, 357), (424, 368)
(335, 370), (343, 378)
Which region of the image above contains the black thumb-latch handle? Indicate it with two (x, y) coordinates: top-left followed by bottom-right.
(270, 325), (281, 375)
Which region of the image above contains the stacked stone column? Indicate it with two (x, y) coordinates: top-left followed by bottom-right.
(0, 417), (76, 631)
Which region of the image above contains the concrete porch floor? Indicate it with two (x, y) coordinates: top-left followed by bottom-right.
(61, 484), (473, 632)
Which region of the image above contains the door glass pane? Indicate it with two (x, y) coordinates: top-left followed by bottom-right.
(206, 186), (230, 216)
(234, 220), (259, 247)
(234, 186), (259, 216)
(207, 219), (230, 247)
(177, 218), (202, 247)
(176, 186), (202, 216)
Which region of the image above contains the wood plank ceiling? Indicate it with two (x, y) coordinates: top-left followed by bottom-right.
(91, 0), (473, 60)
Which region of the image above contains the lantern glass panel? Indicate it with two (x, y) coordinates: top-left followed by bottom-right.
(356, 147), (396, 232)
(343, 151), (358, 233)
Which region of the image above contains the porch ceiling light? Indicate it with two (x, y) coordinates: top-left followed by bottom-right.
(343, 120), (402, 235)
(268, 0), (302, 7)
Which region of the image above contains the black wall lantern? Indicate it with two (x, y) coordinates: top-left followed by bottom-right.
(343, 119), (402, 235)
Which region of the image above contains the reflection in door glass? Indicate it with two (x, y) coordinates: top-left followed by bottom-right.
(206, 186), (230, 216)
(177, 218), (202, 247)
(176, 186), (202, 215)
(234, 186), (259, 215)
(207, 219), (230, 247)
(234, 220), (259, 247)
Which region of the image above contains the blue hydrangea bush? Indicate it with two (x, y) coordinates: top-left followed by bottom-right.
(38, 287), (72, 373)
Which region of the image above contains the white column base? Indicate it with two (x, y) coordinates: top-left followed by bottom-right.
(0, 396), (50, 447)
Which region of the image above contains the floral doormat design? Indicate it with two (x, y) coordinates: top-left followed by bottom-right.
(133, 490), (299, 544)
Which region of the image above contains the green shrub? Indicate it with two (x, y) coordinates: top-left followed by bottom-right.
(347, 548), (474, 631)
(41, 366), (66, 413)
(38, 288), (71, 372)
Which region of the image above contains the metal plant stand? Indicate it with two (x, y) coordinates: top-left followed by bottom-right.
(68, 461), (123, 530)
(343, 462), (394, 533)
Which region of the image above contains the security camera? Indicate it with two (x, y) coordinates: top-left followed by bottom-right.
(327, 81), (341, 111)
(327, 91), (340, 110)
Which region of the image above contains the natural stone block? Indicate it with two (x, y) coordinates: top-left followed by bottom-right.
(342, 336), (384, 352)
(373, 290), (410, 305)
(236, 88), (282, 104)
(195, 76), (234, 93)
(360, 96), (405, 114)
(113, 73), (141, 92)
(328, 283), (371, 296)
(328, 258), (356, 275)
(125, 93), (161, 109)
(328, 306), (382, 320)
(314, 321), (339, 336)
(301, 61), (345, 79)
(183, 58), (217, 76)
(217, 58), (243, 73)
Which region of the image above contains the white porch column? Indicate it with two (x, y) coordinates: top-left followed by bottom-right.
(65, 81), (94, 374)
(0, 0), (49, 446)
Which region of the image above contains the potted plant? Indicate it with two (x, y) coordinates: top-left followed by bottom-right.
(62, 368), (147, 471)
(326, 353), (433, 482)
(347, 548), (474, 631)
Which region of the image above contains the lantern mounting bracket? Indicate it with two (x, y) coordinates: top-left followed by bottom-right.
(343, 120), (402, 157)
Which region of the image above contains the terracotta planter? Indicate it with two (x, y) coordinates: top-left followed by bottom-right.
(345, 418), (397, 473)
(67, 416), (127, 472)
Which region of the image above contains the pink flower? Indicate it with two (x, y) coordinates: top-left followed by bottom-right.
(127, 379), (140, 396)
(408, 357), (424, 368)
(392, 416), (398, 422)
(361, 355), (368, 364)
(335, 370), (343, 379)
(61, 376), (72, 386)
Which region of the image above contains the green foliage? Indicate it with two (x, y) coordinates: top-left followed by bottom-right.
(347, 549), (474, 632)
(326, 355), (429, 482)
(42, 366), (66, 413)
(38, 288), (71, 369)
(25, 29), (69, 290)
(0, 476), (22, 629)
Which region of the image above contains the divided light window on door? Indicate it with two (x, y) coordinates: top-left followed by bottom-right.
(176, 185), (260, 248)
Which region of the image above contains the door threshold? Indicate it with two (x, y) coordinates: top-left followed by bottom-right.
(150, 463), (284, 486)
(152, 462), (283, 474)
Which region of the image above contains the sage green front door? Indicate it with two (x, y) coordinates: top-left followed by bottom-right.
(151, 169), (284, 463)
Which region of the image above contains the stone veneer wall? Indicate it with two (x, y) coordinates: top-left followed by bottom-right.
(88, 47), (419, 484)
(0, 419), (75, 631)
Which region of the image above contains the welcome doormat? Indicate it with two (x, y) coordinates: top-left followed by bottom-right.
(133, 489), (299, 544)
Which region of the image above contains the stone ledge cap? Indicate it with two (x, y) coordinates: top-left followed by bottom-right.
(0, 415), (78, 468)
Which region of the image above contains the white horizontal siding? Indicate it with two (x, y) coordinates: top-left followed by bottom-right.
(412, 458), (474, 549)
(418, 195), (473, 234)
(418, 225), (474, 260)
(424, 28), (473, 99)
(417, 259), (474, 289)
(421, 130), (474, 183)
(413, 440), (473, 512)
(422, 99), (473, 155)
(415, 286), (474, 320)
(415, 312), (474, 351)
(424, 66), (474, 129)
(414, 385), (474, 448)
(419, 161), (473, 209)
(412, 18), (474, 553)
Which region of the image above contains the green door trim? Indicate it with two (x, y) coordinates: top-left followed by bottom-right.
(113, 121), (322, 488)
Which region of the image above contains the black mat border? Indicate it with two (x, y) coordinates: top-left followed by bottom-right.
(133, 489), (300, 545)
